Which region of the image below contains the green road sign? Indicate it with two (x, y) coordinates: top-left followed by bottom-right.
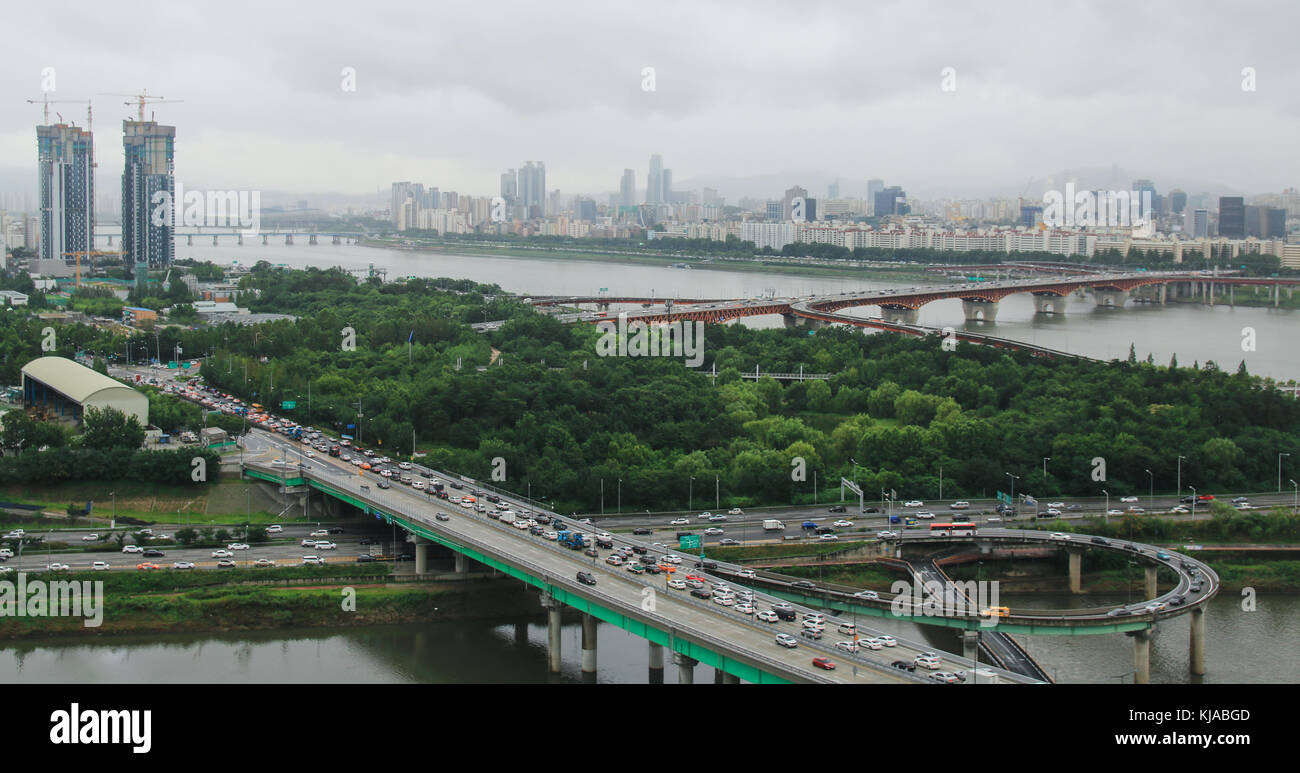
(281, 401), (296, 410)
(678, 535), (701, 550)
(167, 361), (178, 369)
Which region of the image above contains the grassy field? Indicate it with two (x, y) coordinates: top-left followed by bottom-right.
(0, 479), (320, 527)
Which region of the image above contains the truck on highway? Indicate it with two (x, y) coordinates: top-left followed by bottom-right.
(498, 511), (516, 524)
(763, 519), (786, 531)
(558, 531), (586, 550)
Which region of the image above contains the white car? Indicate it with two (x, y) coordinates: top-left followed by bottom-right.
(853, 590), (880, 600)
(727, 508), (744, 515)
(228, 543), (250, 551)
(46, 563), (70, 572)
(660, 554), (681, 564)
(835, 641), (860, 653)
(713, 595), (735, 607)
(315, 541), (337, 550)
(756, 610), (779, 623)
(1050, 532), (1070, 541)
(832, 520), (854, 528)
(877, 531), (899, 539)
(543, 531), (558, 540)
(1047, 502), (1065, 509)
(310, 530), (329, 537)
(860, 638), (884, 650)
(173, 561), (196, 570)
(668, 579), (687, 589)
(735, 568), (755, 578)
(398, 462), (412, 470)
(670, 517), (689, 525)
(1107, 509), (1124, 516)
(302, 555), (325, 566)
(305, 450), (316, 458)
(903, 500), (924, 508)
(91, 561), (111, 571)
(819, 534), (840, 541)
(774, 633), (798, 648)
(875, 635), (898, 647)
(212, 549), (234, 558)
(1044, 508), (1062, 516)
(697, 512), (713, 519)
(82, 533), (100, 542)
(122, 545), (143, 554)
(915, 512), (935, 520)
(703, 527), (724, 536)
(266, 525), (283, 533)
(1120, 496), (1139, 503)
(734, 602), (754, 614)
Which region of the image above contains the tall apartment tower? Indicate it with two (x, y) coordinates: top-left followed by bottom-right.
(867, 179), (884, 214)
(37, 122), (95, 264)
(661, 169), (672, 205)
(646, 154), (663, 205)
(122, 119), (176, 286)
(390, 182), (412, 225)
(620, 169), (637, 209)
(517, 161), (545, 217)
(783, 185), (808, 220)
(499, 169), (517, 201)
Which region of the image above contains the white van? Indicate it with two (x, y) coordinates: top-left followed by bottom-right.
(302, 555), (324, 565)
(837, 621), (857, 635)
(91, 561), (111, 571)
(915, 654), (942, 670)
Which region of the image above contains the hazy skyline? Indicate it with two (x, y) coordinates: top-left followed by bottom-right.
(3, 0), (1298, 203)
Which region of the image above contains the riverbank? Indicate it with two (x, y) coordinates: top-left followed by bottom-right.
(0, 574), (537, 641)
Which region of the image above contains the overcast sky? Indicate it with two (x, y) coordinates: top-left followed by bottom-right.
(3, 0), (1298, 202)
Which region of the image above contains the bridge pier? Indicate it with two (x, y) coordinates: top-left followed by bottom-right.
(309, 234), (318, 245)
(1032, 293), (1066, 315)
(1275, 284), (1281, 308)
(262, 234), (268, 245)
(782, 313), (798, 329)
(722, 672), (740, 684)
(1144, 565), (1158, 600)
(454, 552), (468, 574)
(332, 235), (341, 245)
(285, 235), (294, 245)
(673, 652), (697, 684)
(961, 630), (979, 662)
(1159, 283), (1167, 305)
(581, 613), (598, 676)
(1229, 284), (1234, 307)
(1132, 627), (1152, 684)
(213, 235), (219, 246)
(413, 537), (429, 574)
(1067, 547), (1083, 594)
(186, 234), (194, 246)
(1189, 607), (1206, 676)
(961, 299), (999, 322)
(106, 235), (113, 245)
(880, 307), (919, 324)
(237, 234), (244, 246)
(648, 642), (665, 683)
(541, 594), (562, 674)
(1094, 289), (1129, 308)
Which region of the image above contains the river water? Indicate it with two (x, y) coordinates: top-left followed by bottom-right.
(172, 241), (1299, 380)
(1, 592), (1289, 684)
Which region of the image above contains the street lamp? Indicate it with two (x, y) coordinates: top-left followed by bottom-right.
(617, 478), (622, 515)
(1279, 453), (1290, 493)
(1291, 479), (1298, 514)
(1005, 473), (1019, 518)
(1188, 486), (1197, 520)
(1042, 457), (1050, 480)
(1144, 469), (1153, 510)
(1176, 455), (1187, 496)
(689, 476), (695, 511)
(1102, 489), (1109, 524)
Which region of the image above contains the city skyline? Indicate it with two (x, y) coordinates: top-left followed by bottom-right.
(1, 0), (1298, 201)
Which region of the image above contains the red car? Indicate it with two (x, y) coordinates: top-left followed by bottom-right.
(812, 657), (836, 671)
(1197, 494), (1215, 501)
(135, 562), (160, 571)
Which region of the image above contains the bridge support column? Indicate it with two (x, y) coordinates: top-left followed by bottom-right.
(961, 630), (979, 662)
(332, 235), (341, 245)
(961, 299), (999, 322)
(1159, 283), (1167, 305)
(880, 307), (920, 324)
(714, 668), (724, 684)
(1032, 294), (1066, 315)
(262, 234), (268, 245)
(285, 235), (293, 245)
(782, 313), (799, 328)
(237, 234), (243, 246)
(186, 234), (193, 246)
(1094, 289), (1129, 308)
(1133, 628), (1152, 684)
(413, 537), (429, 574)
(213, 235), (219, 246)
(673, 653), (697, 684)
(722, 672), (740, 684)
(1189, 606), (1206, 676)
(1229, 284), (1234, 307)
(454, 552), (468, 573)
(1067, 547), (1083, 594)
(541, 594), (562, 674)
(1144, 565), (1158, 600)
(581, 613), (598, 676)
(1275, 284), (1281, 308)
(648, 642), (665, 683)
(106, 235), (112, 245)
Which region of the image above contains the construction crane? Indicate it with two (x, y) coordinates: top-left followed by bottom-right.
(27, 95), (91, 126)
(63, 250), (125, 288)
(99, 89), (182, 122)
